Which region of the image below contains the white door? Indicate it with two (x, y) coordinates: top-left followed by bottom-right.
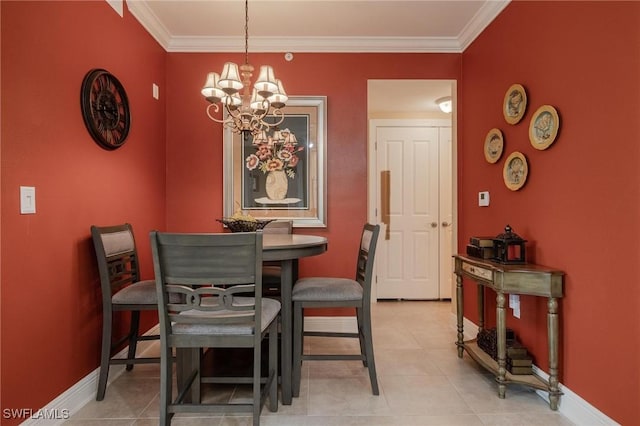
(373, 123), (452, 300)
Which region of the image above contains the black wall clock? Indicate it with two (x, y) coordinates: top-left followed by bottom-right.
(81, 69), (130, 150)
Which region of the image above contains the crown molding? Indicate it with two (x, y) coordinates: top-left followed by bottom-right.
(125, 0), (172, 49)
(166, 35), (464, 53)
(458, 0), (511, 50)
(126, 0), (510, 54)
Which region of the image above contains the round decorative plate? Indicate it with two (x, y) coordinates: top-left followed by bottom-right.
(503, 84), (527, 125)
(484, 128), (504, 163)
(503, 151), (528, 191)
(529, 105), (560, 150)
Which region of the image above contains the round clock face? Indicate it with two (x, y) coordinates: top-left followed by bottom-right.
(81, 69), (130, 150)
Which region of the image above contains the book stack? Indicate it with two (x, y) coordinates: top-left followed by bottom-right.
(466, 236), (494, 259)
(506, 341), (533, 375)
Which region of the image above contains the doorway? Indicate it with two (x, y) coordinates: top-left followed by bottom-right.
(367, 80), (457, 301)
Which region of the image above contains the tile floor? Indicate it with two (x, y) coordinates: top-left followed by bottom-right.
(66, 301), (574, 425)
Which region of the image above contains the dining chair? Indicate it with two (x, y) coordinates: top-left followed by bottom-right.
(90, 223), (161, 401)
(150, 230), (279, 426)
(261, 220), (293, 297)
(291, 223), (381, 397)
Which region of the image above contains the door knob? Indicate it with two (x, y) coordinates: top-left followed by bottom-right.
(431, 222), (438, 228)
(442, 221), (451, 227)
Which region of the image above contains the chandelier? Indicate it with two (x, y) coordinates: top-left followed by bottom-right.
(200, 0), (288, 136)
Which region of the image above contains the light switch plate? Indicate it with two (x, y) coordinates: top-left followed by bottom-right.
(478, 191), (490, 207)
(20, 186), (36, 214)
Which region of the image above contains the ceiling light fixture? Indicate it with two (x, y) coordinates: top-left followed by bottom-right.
(201, 0), (288, 136)
(436, 96), (452, 114)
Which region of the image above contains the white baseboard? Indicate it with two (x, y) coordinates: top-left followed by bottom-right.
(449, 314), (619, 425)
(26, 318), (618, 426)
(21, 325), (160, 426)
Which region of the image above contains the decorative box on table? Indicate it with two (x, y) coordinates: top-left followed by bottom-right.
(492, 225), (527, 264)
(466, 236), (495, 259)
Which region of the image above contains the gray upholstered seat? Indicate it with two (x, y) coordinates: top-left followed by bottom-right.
(292, 277), (364, 301)
(292, 223), (381, 397)
(150, 230), (279, 426)
(173, 297), (280, 335)
(90, 223), (161, 401)
(111, 280), (158, 305)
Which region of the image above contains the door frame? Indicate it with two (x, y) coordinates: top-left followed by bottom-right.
(367, 118), (459, 303)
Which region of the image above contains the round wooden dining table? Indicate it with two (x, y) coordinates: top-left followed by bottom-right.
(263, 234), (328, 405)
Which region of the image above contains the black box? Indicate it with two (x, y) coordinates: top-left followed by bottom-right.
(466, 244), (494, 259)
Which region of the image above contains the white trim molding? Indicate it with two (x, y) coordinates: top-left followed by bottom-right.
(452, 315), (620, 426)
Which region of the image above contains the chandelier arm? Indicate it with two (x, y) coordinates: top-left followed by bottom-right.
(206, 103), (226, 124)
(263, 110), (286, 127)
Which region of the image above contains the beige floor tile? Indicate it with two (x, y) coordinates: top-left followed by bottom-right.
(478, 412), (576, 425)
(306, 377), (391, 416)
(65, 420), (135, 426)
(375, 348), (444, 376)
(69, 377), (159, 420)
(373, 326), (423, 350)
(380, 374), (474, 416)
(65, 301), (574, 425)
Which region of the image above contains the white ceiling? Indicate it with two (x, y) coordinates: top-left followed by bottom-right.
(124, 0), (510, 114)
(126, 0), (509, 53)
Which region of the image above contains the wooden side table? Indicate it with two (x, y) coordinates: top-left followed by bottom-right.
(453, 255), (564, 410)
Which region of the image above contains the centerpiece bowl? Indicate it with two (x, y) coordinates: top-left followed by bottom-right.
(217, 218), (275, 233)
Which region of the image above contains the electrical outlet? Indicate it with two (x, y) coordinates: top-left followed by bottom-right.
(509, 294), (520, 318)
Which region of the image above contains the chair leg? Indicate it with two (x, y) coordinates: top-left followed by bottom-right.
(253, 334), (262, 426)
(362, 307), (379, 395)
(356, 307), (367, 367)
(159, 341), (173, 426)
(292, 301), (303, 397)
(96, 308), (113, 401)
(126, 310), (141, 371)
(269, 320), (279, 412)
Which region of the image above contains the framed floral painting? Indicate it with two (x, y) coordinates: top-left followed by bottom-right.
(223, 96), (327, 227)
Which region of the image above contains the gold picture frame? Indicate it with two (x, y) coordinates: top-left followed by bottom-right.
(223, 96), (327, 227)
(529, 105), (560, 150)
(484, 128), (504, 163)
(503, 84), (527, 125)
(503, 151), (528, 191)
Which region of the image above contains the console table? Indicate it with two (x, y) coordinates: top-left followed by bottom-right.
(453, 255), (564, 410)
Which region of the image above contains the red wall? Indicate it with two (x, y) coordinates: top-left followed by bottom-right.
(164, 52), (461, 283)
(2, 0), (638, 424)
(459, 2), (640, 424)
(1, 1), (167, 422)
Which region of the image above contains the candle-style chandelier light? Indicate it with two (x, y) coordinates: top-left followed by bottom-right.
(200, 0), (288, 135)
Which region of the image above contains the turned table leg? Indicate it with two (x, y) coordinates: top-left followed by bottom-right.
(456, 273), (464, 357)
(548, 297), (561, 410)
(496, 292), (507, 399)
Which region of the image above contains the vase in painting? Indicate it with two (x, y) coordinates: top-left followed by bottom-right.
(265, 170), (288, 200)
